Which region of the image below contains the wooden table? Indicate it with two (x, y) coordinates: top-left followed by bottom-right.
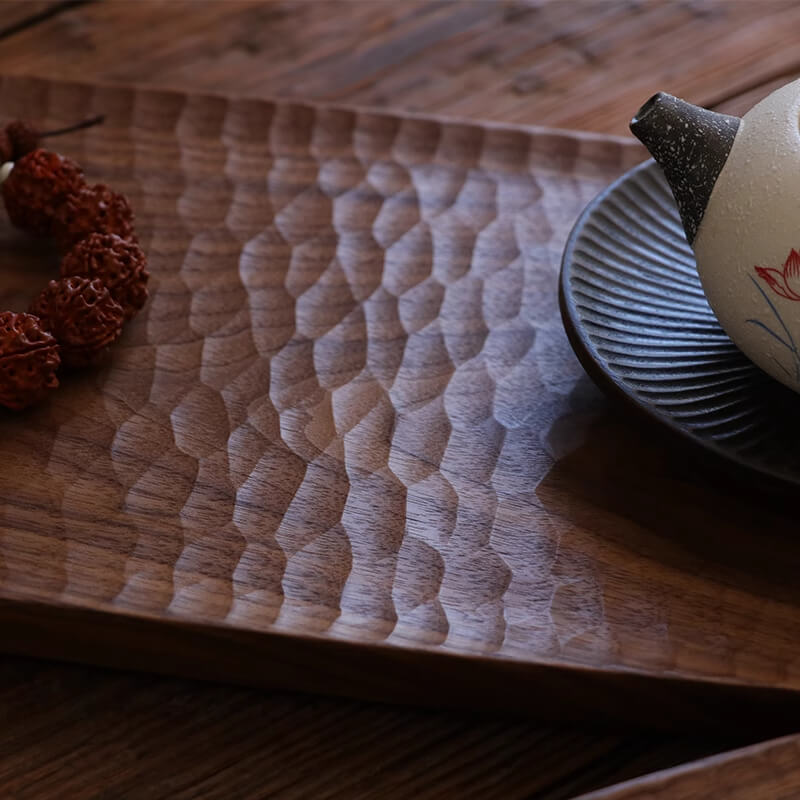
(0, 2), (797, 797)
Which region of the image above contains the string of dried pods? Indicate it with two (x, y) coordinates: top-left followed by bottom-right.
(0, 116), (149, 411)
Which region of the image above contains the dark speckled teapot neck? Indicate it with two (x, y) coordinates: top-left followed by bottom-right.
(630, 92), (740, 245)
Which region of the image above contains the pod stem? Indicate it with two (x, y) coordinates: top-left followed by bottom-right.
(40, 114), (106, 138)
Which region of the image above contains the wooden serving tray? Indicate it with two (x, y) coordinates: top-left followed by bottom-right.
(577, 734), (800, 799)
(1, 75), (799, 731)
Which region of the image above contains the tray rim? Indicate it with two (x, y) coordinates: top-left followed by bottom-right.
(0, 71), (639, 153)
(3, 588), (800, 735)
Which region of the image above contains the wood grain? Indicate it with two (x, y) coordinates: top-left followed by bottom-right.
(0, 1), (799, 135)
(1, 74), (800, 733)
(0, 1), (68, 37)
(715, 69), (800, 119)
(0, 653), (740, 800)
(578, 734), (800, 800)
(0, 0), (795, 800)
(0, 4), (794, 797)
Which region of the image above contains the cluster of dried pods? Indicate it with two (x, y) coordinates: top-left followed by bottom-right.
(0, 118), (149, 411)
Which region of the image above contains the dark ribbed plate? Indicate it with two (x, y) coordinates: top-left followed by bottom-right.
(560, 160), (800, 488)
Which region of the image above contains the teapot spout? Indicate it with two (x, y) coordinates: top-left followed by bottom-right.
(630, 92), (740, 245)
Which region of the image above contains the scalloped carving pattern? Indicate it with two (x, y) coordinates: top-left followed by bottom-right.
(15, 77), (796, 690)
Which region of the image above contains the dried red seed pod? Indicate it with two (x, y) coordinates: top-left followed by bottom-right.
(52, 183), (135, 252)
(61, 233), (149, 320)
(5, 121), (40, 160)
(30, 276), (124, 369)
(0, 311), (60, 410)
(2, 148), (84, 235)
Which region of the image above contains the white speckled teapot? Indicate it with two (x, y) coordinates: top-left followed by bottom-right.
(631, 80), (800, 393)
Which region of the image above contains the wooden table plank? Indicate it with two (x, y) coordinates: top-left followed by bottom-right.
(0, 1), (799, 135)
(0, 654), (743, 800)
(577, 734), (800, 800)
(0, 1), (68, 37)
(715, 68), (800, 118)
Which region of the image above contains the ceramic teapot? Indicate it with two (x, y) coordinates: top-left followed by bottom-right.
(631, 80), (800, 393)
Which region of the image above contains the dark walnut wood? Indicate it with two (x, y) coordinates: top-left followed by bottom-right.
(0, 654), (739, 800)
(0, 74), (799, 733)
(0, 1), (63, 37)
(2, 1), (800, 135)
(0, 4), (797, 797)
(579, 734), (800, 800)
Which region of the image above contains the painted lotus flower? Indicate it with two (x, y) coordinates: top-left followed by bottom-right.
(755, 249), (800, 300)
(748, 249), (800, 383)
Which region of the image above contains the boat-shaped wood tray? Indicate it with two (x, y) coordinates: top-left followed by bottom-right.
(1, 75), (798, 732)
(578, 733), (800, 799)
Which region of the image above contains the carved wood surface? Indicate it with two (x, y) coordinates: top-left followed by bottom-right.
(2, 75), (800, 731)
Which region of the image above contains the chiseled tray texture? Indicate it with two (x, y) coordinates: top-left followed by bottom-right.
(1, 76), (798, 730)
